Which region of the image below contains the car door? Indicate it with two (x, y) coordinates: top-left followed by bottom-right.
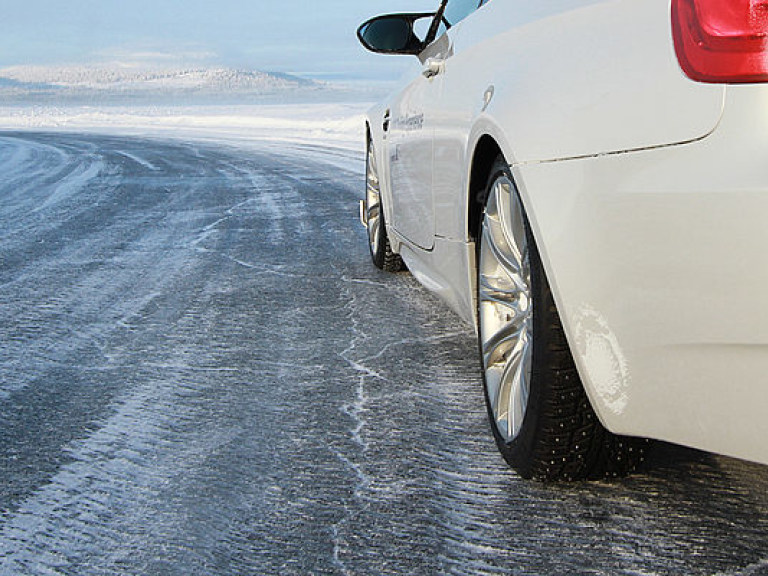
(386, 40), (453, 251)
(387, 63), (438, 251)
(389, 0), (484, 250)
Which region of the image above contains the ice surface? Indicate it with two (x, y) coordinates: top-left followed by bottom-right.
(2, 92), (766, 576)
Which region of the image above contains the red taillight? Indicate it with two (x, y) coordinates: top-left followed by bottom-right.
(672, 0), (768, 83)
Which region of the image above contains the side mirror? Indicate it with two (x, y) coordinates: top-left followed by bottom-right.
(357, 13), (435, 56)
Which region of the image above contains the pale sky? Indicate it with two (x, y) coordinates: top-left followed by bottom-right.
(0, 0), (439, 80)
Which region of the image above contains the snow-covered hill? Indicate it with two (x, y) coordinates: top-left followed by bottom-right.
(0, 65), (327, 104)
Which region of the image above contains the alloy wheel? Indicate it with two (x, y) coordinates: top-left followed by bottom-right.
(478, 175), (533, 442)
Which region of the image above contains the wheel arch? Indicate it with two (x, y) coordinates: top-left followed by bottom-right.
(467, 135), (504, 245)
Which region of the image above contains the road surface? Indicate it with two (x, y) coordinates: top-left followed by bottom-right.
(0, 132), (766, 575)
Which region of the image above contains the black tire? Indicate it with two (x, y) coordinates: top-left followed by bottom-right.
(365, 138), (404, 272)
(477, 156), (647, 481)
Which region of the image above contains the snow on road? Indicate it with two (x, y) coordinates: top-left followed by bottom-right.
(0, 115), (767, 575)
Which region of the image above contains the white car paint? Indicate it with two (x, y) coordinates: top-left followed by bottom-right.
(365, 0), (768, 466)
(517, 84), (768, 465)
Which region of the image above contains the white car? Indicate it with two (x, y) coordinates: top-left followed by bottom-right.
(357, 0), (768, 480)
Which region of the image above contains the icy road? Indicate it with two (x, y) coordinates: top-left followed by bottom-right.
(0, 132), (767, 575)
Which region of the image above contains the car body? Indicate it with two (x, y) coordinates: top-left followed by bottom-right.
(358, 0), (768, 479)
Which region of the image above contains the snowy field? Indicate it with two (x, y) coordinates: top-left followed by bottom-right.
(0, 102), (369, 155)
(0, 65), (382, 159)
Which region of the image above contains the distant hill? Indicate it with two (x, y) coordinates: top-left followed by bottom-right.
(0, 77), (25, 87)
(0, 65), (326, 104)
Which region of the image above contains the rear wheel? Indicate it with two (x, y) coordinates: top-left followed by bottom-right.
(477, 156), (646, 481)
(366, 138), (403, 272)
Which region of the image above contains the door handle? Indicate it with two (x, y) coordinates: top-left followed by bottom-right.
(422, 58), (445, 79)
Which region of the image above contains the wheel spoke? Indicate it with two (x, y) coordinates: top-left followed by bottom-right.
(368, 218), (381, 248)
(480, 309), (528, 367)
(484, 218), (523, 280)
(498, 333), (531, 439)
(495, 180), (527, 264)
(367, 171), (379, 192)
(484, 181), (525, 274)
(478, 252), (529, 304)
(484, 329), (530, 440)
(366, 199), (380, 223)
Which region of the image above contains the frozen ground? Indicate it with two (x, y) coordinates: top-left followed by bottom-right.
(0, 109), (767, 575)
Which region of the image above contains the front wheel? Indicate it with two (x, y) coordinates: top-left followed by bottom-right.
(477, 157), (647, 481)
(365, 138), (403, 272)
